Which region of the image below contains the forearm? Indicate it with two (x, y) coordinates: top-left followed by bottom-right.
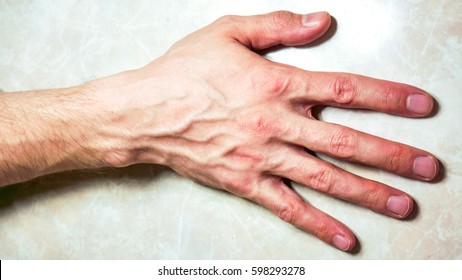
(0, 84), (116, 186)
(0, 67), (179, 187)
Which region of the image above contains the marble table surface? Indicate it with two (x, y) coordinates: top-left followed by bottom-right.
(1, 0), (461, 259)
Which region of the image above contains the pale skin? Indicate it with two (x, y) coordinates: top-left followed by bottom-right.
(0, 11), (439, 251)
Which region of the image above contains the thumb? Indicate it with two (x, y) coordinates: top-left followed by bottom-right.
(231, 11), (332, 50)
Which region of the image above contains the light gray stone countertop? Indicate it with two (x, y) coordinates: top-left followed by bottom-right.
(0, 0), (461, 259)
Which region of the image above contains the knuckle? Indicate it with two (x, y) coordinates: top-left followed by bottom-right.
(328, 127), (357, 159)
(331, 75), (356, 105)
(276, 200), (302, 224)
(212, 15), (241, 34)
(215, 15), (238, 26)
(226, 176), (256, 198)
(233, 179), (256, 199)
(269, 10), (295, 30)
(245, 113), (280, 135)
(308, 168), (334, 193)
(252, 66), (293, 98)
(249, 115), (271, 133)
(385, 146), (405, 172)
(381, 87), (403, 111)
(312, 219), (330, 238)
(361, 183), (381, 208)
(225, 147), (266, 171)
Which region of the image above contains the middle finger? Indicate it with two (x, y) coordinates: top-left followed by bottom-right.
(280, 112), (439, 181)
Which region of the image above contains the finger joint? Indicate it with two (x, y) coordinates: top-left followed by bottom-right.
(381, 87), (403, 112)
(252, 66), (293, 99)
(276, 199), (303, 224)
(269, 11), (295, 31)
(361, 182), (381, 208)
(244, 112), (282, 136)
(328, 127), (357, 159)
(385, 146), (406, 173)
(311, 219), (330, 239)
(308, 168), (334, 193)
(332, 75), (356, 105)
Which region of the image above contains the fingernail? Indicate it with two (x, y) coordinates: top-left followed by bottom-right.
(413, 156), (438, 179)
(387, 195), (411, 217)
(302, 12), (328, 27)
(406, 94), (433, 115)
(333, 234), (351, 251)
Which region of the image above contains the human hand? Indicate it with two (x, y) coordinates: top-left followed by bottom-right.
(93, 11), (439, 251)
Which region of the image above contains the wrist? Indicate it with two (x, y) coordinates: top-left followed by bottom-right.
(82, 68), (171, 168)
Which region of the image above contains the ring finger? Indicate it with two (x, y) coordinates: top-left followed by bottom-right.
(270, 146), (415, 219)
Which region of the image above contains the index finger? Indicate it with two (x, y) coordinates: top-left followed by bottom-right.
(293, 71), (434, 117)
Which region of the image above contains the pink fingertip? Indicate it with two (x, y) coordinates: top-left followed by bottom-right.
(406, 94), (433, 115)
(302, 12), (329, 27)
(413, 156), (438, 180)
(333, 234), (352, 251)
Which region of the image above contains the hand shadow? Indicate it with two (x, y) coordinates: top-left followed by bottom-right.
(0, 164), (167, 209)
